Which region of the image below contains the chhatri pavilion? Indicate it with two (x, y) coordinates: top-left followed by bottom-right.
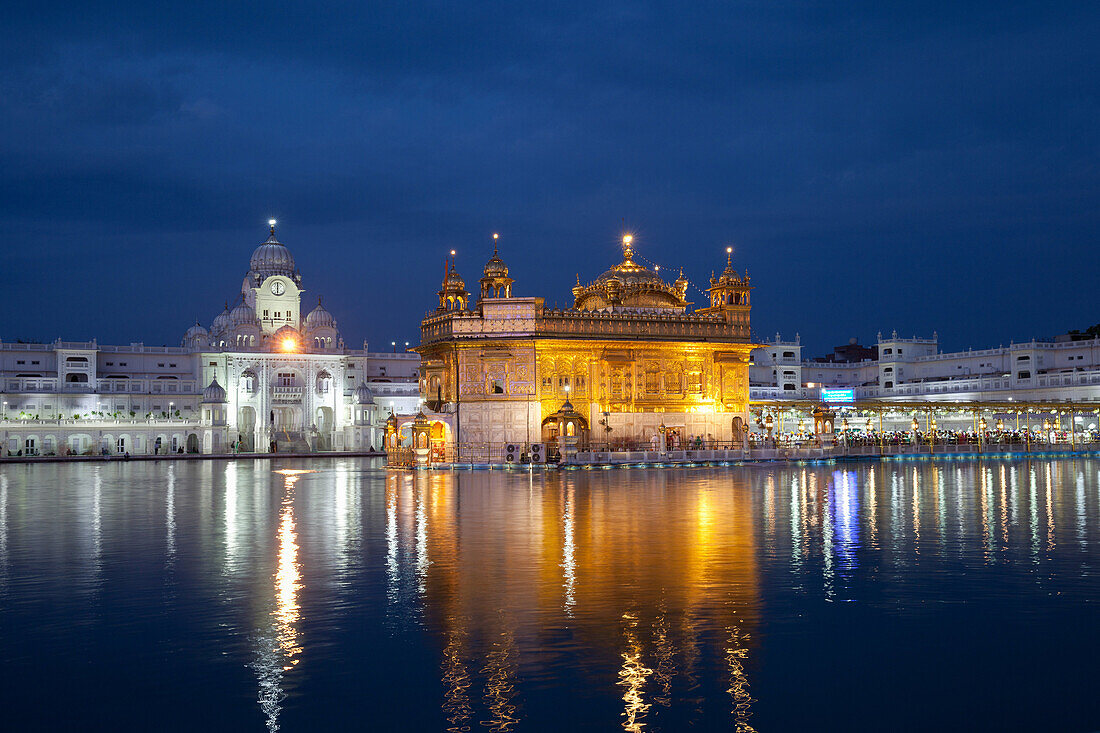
(413, 234), (758, 459)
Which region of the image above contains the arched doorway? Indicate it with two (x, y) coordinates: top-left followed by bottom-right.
(186, 433), (199, 453)
(541, 401), (589, 458)
(429, 421), (448, 462)
(315, 406), (334, 450)
(237, 406), (256, 452)
(273, 406), (302, 433)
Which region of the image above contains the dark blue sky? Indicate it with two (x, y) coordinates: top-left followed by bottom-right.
(2, 1), (1097, 356)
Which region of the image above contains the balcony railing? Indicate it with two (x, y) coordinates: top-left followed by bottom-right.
(272, 386), (304, 402)
(3, 378), (198, 395)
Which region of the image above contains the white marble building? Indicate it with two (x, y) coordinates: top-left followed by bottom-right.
(750, 330), (1100, 405)
(0, 223), (420, 456)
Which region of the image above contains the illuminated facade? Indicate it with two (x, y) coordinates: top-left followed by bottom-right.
(416, 235), (758, 453)
(751, 330), (1100, 403)
(0, 223), (419, 456)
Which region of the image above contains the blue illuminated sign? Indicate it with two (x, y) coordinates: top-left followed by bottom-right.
(821, 388), (855, 403)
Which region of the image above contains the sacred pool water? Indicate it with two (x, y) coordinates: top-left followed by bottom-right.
(0, 457), (1096, 731)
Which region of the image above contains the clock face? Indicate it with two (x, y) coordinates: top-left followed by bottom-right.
(270, 280), (286, 296)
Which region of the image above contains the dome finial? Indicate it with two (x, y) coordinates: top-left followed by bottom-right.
(492, 232), (499, 256)
(269, 218), (276, 236)
(726, 246), (733, 268)
(622, 234), (634, 261)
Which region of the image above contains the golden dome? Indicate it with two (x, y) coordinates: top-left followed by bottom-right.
(573, 235), (688, 312)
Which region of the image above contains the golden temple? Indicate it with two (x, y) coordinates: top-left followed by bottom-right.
(413, 234), (757, 459)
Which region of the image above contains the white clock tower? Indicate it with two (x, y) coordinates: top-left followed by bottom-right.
(243, 220), (305, 335)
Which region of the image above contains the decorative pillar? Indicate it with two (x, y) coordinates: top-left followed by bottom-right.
(411, 410), (432, 467)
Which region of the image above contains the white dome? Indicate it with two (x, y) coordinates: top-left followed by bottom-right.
(211, 305), (231, 334)
(250, 232), (296, 279)
(184, 322), (208, 339)
(202, 377), (227, 403)
(305, 299), (335, 329)
(229, 301), (259, 326)
(355, 382), (375, 405)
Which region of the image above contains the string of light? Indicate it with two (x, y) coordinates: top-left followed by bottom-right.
(631, 251), (714, 300)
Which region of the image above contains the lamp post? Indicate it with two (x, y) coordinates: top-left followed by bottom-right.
(391, 341), (396, 353)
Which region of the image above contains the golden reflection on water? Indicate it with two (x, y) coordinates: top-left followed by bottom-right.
(618, 611), (653, 732)
(482, 624), (520, 733)
(378, 469), (761, 730)
(441, 622), (473, 733)
(725, 620), (756, 733)
(275, 475), (303, 666)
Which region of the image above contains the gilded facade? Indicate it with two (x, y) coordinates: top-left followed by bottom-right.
(416, 236), (757, 451)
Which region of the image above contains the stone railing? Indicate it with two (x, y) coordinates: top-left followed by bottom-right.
(271, 386), (304, 402)
(3, 377), (199, 395)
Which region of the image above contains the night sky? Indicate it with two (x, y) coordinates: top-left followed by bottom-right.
(2, 2), (1097, 356)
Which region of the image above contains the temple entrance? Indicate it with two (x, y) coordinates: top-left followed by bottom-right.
(272, 406), (302, 433)
(430, 421), (448, 462)
(315, 406), (334, 450)
(237, 407), (256, 451)
(186, 433), (199, 453)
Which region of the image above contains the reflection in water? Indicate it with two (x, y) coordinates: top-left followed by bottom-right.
(441, 621), (473, 733)
(224, 462), (238, 572)
(92, 467), (102, 589)
(562, 486), (576, 615)
(253, 469), (309, 733)
(0, 473), (7, 593)
(2, 458), (1097, 731)
(726, 621), (755, 733)
(386, 475), (399, 612)
(651, 609), (675, 709)
(166, 464), (176, 569)
(618, 611), (653, 732)
(482, 621), (520, 733)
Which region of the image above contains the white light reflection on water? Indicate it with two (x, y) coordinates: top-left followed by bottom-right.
(415, 475), (429, 596)
(253, 469), (309, 733)
(1076, 470), (1086, 549)
(92, 466), (102, 588)
(868, 467), (878, 550)
(1029, 466), (1040, 561)
(385, 475), (400, 619)
(562, 484), (576, 615)
(224, 461), (239, 572)
(0, 473), (7, 594)
(165, 464), (176, 568)
(789, 474), (802, 572)
(831, 470), (860, 585)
